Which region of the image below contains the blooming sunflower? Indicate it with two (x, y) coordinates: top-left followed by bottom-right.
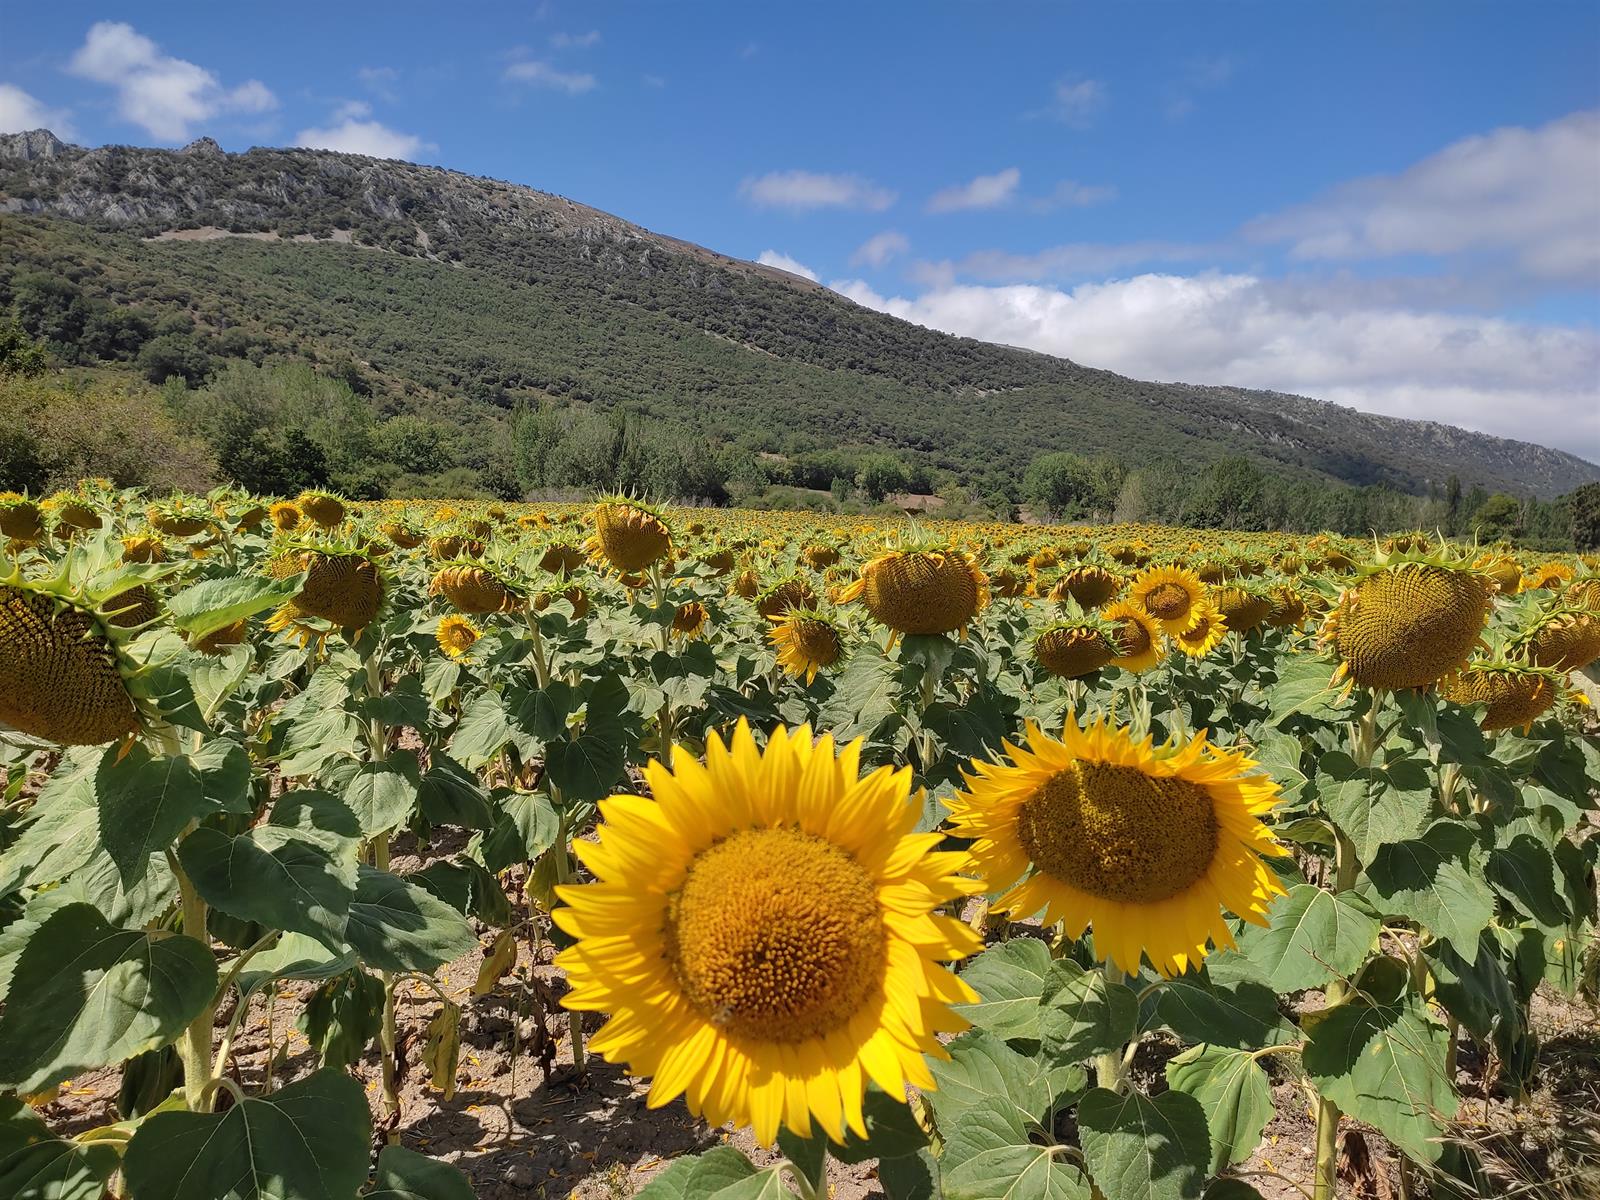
(554, 723), (981, 1145)
(948, 716), (1285, 976)
(268, 501), (301, 533)
(1100, 600), (1165, 673)
(671, 600), (709, 640)
(768, 610), (846, 684)
(1127, 565), (1206, 634)
(436, 614), (481, 659)
(1173, 601), (1228, 658)
(1522, 562), (1575, 592)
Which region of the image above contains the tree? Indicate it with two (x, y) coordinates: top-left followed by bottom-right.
(0, 320), (48, 377)
(1022, 452), (1124, 521)
(138, 334), (213, 386)
(857, 453), (910, 502)
(1568, 481), (1600, 551)
(1470, 493), (1523, 540)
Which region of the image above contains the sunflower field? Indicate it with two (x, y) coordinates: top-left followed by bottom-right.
(0, 483), (1597, 1200)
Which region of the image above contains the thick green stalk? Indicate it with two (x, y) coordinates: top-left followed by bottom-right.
(1313, 825), (1360, 1199)
(1093, 961), (1130, 1094)
(175, 855), (215, 1111)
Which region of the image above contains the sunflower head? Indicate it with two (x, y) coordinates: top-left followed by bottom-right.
(268, 501), (302, 533)
(588, 498), (672, 573)
(1213, 586), (1274, 636)
(949, 715), (1286, 977)
(269, 545), (386, 631)
(1049, 564), (1123, 609)
(104, 584), (160, 628)
(435, 614), (482, 659)
(120, 535), (168, 565)
(1441, 662), (1562, 732)
(989, 566), (1029, 599)
(840, 548), (988, 641)
(295, 490), (347, 529)
(1517, 606), (1600, 674)
(538, 542), (588, 575)
(553, 722), (981, 1145)
(1320, 558), (1492, 691)
(1265, 586), (1310, 631)
(0, 495), (46, 544)
(51, 496), (102, 532)
(1173, 600), (1229, 658)
(701, 548), (737, 576)
(767, 609), (846, 684)
(0, 570), (143, 745)
(193, 618), (250, 656)
(146, 503), (207, 538)
(1101, 600), (1166, 673)
(1473, 553), (1524, 595)
(1562, 577), (1600, 612)
(1521, 562), (1575, 592)
(800, 544), (841, 570)
(429, 562), (523, 614)
(531, 582), (592, 620)
(755, 575), (820, 620)
(671, 600), (709, 640)
(1127, 565), (1206, 634)
(1032, 620), (1117, 679)
(379, 521), (425, 550)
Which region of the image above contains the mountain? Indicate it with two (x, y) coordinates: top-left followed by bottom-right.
(2, 129), (1595, 501)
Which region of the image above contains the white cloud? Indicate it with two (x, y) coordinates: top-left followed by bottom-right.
(1247, 109), (1600, 284)
(503, 60), (597, 93)
(933, 241), (1211, 283)
(1029, 179), (1118, 211)
(551, 31), (601, 49)
(1165, 55), (1236, 120)
(67, 21), (276, 141)
(739, 170), (896, 213)
(756, 250), (818, 281)
(927, 167), (1021, 213)
(828, 272), (1600, 462)
(0, 83), (76, 140)
(357, 66), (400, 102)
(851, 231), (910, 269)
(1041, 77), (1105, 127)
(294, 110), (431, 160)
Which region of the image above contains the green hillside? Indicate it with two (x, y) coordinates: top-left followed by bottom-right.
(2, 130), (1596, 513)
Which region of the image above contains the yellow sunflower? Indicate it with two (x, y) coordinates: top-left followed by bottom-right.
(1173, 601), (1228, 658)
(768, 611), (846, 684)
(1522, 561), (1575, 592)
(588, 499), (672, 573)
(840, 549), (988, 647)
(436, 615), (481, 659)
(948, 715), (1285, 977)
(1101, 600), (1165, 673)
(1126, 565), (1206, 634)
(554, 722), (981, 1146)
(671, 600), (709, 640)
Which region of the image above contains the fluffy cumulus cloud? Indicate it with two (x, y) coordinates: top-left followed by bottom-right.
(0, 83), (76, 140)
(850, 230), (910, 269)
(740, 170), (896, 213)
(503, 60), (596, 94)
(828, 273), (1600, 461)
(927, 167), (1021, 213)
(1247, 109), (1600, 284)
(295, 102), (431, 160)
(756, 250), (818, 281)
(67, 21), (276, 141)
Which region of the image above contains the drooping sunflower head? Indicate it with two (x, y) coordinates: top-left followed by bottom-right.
(103, 584), (160, 629)
(1100, 600), (1166, 674)
(1211, 586), (1274, 636)
(1473, 552), (1523, 595)
(0, 495), (46, 544)
(588, 498), (673, 573)
(50, 495), (103, 532)
(1049, 564), (1123, 610)
(268, 546), (386, 632)
(1265, 585), (1310, 631)
(435, 614), (482, 659)
(755, 574), (820, 620)
(538, 541), (588, 575)
(800, 543), (841, 570)
(1320, 559), (1492, 691)
(193, 618), (250, 656)
(531, 582), (592, 620)
(767, 609), (846, 684)
(949, 715), (1286, 977)
(1516, 605), (1600, 674)
(1127, 565), (1206, 634)
(1173, 600), (1229, 658)
(0, 571), (142, 745)
(428, 561), (524, 615)
(295, 490), (347, 530)
(671, 600), (710, 640)
(379, 521), (425, 550)
(1441, 661), (1563, 732)
(701, 548), (737, 576)
(1562, 577), (1600, 612)
(120, 535), (168, 565)
(553, 722), (982, 1145)
(989, 566), (1029, 599)
(145, 502), (207, 538)
(840, 548), (988, 642)
(1521, 561), (1575, 592)
(268, 501), (301, 533)
(1032, 620), (1117, 679)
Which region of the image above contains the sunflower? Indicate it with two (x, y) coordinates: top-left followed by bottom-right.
(768, 611), (846, 684)
(193, 619), (250, 656)
(429, 563), (522, 614)
(540, 543), (587, 575)
(269, 501), (301, 533)
(1564, 578), (1600, 612)
(1521, 608), (1600, 674)
(588, 499), (672, 573)
(671, 601), (709, 640)
(1472, 553), (1523, 595)
(1127, 565), (1206, 634)
(840, 549), (988, 645)
(435, 614), (481, 659)
(120, 535), (168, 565)
(1101, 600), (1165, 673)
(269, 548), (386, 631)
(1265, 586), (1309, 631)
(1173, 601), (1228, 658)
(1, 580), (140, 745)
(1050, 564), (1122, 609)
(379, 521), (425, 550)
(554, 722), (982, 1145)
(1522, 562), (1575, 592)
(1213, 586), (1273, 636)
(756, 575), (821, 620)
(104, 585), (159, 628)
(730, 569), (760, 600)
(0, 496), (45, 544)
(988, 567), (1029, 599)
(1321, 561), (1491, 691)
(296, 490), (347, 529)
(52, 498), (102, 532)
(1032, 622), (1116, 679)
(1441, 663), (1561, 732)
(948, 715), (1285, 977)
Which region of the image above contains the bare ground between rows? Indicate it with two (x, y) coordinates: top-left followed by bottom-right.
(34, 842), (1600, 1200)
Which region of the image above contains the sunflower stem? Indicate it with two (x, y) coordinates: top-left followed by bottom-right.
(174, 842), (215, 1113)
(1094, 961), (1131, 1094)
(649, 563), (675, 748)
(525, 611), (552, 690)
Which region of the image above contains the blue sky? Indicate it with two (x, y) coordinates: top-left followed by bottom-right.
(3, 2), (1599, 461)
